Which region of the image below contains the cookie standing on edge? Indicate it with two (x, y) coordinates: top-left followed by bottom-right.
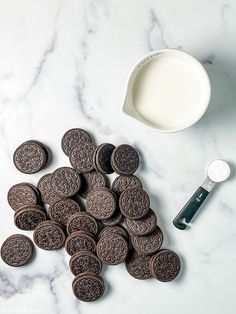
(7, 183), (38, 210)
(72, 273), (105, 302)
(111, 144), (139, 175)
(33, 221), (66, 250)
(13, 141), (48, 174)
(14, 205), (47, 230)
(51, 167), (81, 198)
(97, 234), (128, 265)
(61, 128), (92, 156)
(94, 143), (115, 174)
(1, 234), (35, 267)
(69, 251), (102, 276)
(49, 198), (81, 226)
(37, 173), (61, 205)
(69, 143), (97, 173)
(151, 249), (181, 282)
(119, 188), (150, 219)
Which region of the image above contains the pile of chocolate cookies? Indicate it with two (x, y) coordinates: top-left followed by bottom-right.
(1, 128), (181, 302)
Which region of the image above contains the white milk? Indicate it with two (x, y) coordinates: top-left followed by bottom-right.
(131, 53), (210, 131)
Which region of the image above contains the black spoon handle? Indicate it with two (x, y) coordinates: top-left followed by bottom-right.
(173, 186), (209, 230)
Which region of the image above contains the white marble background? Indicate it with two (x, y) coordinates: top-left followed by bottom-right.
(0, 0), (236, 313)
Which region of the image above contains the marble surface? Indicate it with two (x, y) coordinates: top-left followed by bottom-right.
(0, 0), (236, 313)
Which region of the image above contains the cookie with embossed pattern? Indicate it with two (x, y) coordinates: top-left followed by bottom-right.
(72, 273), (105, 302)
(61, 128), (92, 156)
(151, 249), (181, 282)
(48, 198), (81, 226)
(1, 234), (35, 267)
(111, 175), (142, 197)
(126, 250), (152, 279)
(79, 171), (107, 199)
(13, 141), (48, 174)
(86, 188), (117, 220)
(37, 173), (61, 205)
(124, 209), (157, 236)
(94, 143), (115, 174)
(66, 212), (98, 235)
(51, 167), (81, 198)
(111, 144), (139, 175)
(101, 210), (123, 226)
(98, 226), (128, 240)
(33, 220), (65, 250)
(119, 188), (150, 220)
(65, 230), (96, 256)
(69, 143), (97, 173)
(69, 251), (102, 276)
(8, 183), (38, 210)
(14, 205), (47, 230)
(131, 226), (163, 255)
(96, 233), (128, 265)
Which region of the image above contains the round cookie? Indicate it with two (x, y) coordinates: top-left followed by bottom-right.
(14, 205), (47, 230)
(86, 188), (117, 220)
(124, 209), (157, 236)
(94, 143), (115, 174)
(33, 220), (65, 250)
(37, 173), (61, 205)
(1, 234), (35, 267)
(112, 175), (142, 197)
(126, 250), (152, 280)
(72, 273), (105, 302)
(61, 128), (92, 156)
(131, 226), (163, 255)
(67, 212), (98, 235)
(13, 141), (48, 174)
(69, 251), (102, 276)
(65, 231), (96, 256)
(119, 188), (150, 219)
(98, 226), (128, 240)
(79, 171), (107, 199)
(111, 144), (139, 175)
(49, 198), (81, 226)
(7, 183), (38, 210)
(51, 167), (81, 197)
(101, 210), (123, 226)
(151, 249), (181, 282)
(69, 143), (97, 173)
(97, 234), (128, 265)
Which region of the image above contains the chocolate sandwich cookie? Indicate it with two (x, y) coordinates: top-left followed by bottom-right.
(86, 188), (117, 220)
(33, 220), (65, 250)
(94, 143), (115, 174)
(101, 210), (123, 226)
(51, 167), (81, 197)
(49, 198), (81, 226)
(66, 212), (98, 236)
(14, 205), (47, 230)
(65, 231), (96, 256)
(69, 143), (97, 173)
(131, 226), (163, 255)
(37, 173), (61, 205)
(61, 128), (92, 156)
(1, 234), (35, 267)
(98, 226), (128, 240)
(124, 209), (157, 236)
(72, 273), (105, 302)
(126, 250), (152, 280)
(13, 141), (48, 174)
(119, 188), (150, 220)
(150, 249), (181, 282)
(79, 171), (107, 199)
(111, 144), (139, 175)
(97, 234), (128, 265)
(111, 175), (142, 197)
(7, 183), (38, 210)
(69, 251), (102, 276)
